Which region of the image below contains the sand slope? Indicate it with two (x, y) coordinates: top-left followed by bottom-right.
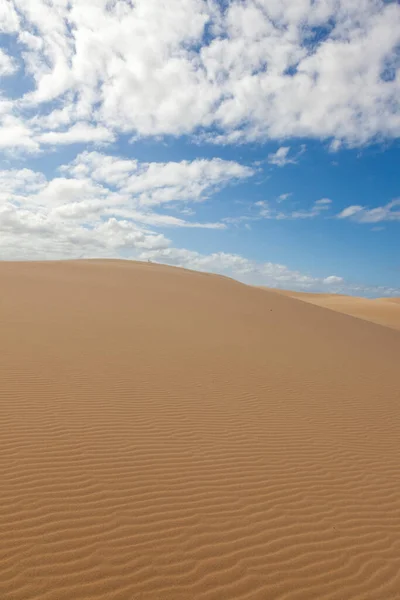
(1, 260), (400, 600)
(271, 289), (400, 331)
(377, 297), (400, 305)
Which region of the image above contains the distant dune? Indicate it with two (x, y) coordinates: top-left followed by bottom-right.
(271, 289), (400, 331)
(378, 297), (400, 305)
(1, 260), (400, 600)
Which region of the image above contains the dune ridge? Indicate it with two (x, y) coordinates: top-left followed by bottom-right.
(378, 297), (400, 305)
(1, 260), (400, 600)
(269, 288), (400, 331)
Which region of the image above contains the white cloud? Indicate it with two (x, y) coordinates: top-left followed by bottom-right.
(0, 48), (17, 75)
(0, 0), (399, 148)
(254, 201), (287, 220)
(337, 205), (364, 219)
(267, 145), (306, 167)
(255, 197), (333, 220)
(0, 168), (46, 196)
(60, 152), (139, 184)
(0, 2), (20, 33)
(95, 218), (170, 251)
(277, 193), (292, 203)
(222, 215), (256, 226)
(323, 275), (344, 285)
(337, 200), (400, 223)
(100, 208), (227, 229)
(315, 198), (332, 206)
(329, 139), (342, 152)
(0, 152), (250, 260)
(0, 192), (172, 260)
(267, 147), (294, 167)
(37, 123), (115, 146)
(0, 114), (38, 152)
(62, 152), (254, 207)
(291, 198), (332, 219)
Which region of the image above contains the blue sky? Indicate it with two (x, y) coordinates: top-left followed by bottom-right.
(0, 0), (399, 296)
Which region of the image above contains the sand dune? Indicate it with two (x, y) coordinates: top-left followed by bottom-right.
(1, 260), (400, 600)
(377, 297), (400, 305)
(271, 289), (400, 331)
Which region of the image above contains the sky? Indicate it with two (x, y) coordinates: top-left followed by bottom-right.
(0, 0), (399, 297)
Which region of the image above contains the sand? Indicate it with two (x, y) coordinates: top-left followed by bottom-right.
(1, 260), (400, 600)
(271, 289), (400, 331)
(377, 297), (400, 306)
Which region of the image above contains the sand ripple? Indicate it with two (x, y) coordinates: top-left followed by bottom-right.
(1, 260), (399, 599)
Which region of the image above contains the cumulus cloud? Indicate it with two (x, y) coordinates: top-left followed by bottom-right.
(0, 152), (252, 260)
(337, 200), (400, 222)
(0, 168), (46, 196)
(61, 152), (254, 207)
(323, 275), (344, 285)
(0, 48), (17, 75)
(1, 0), (399, 148)
(0, 114), (38, 151)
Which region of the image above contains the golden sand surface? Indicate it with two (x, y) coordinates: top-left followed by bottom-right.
(1, 260), (399, 600)
(272, 289), (400, 331)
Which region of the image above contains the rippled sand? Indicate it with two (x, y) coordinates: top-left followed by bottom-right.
(1, 260), (400, 600)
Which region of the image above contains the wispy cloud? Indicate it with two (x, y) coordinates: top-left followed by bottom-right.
(222, 215), (256, 226)
(267, 147), (294, 167)
(277, 193), (292, 203)
(267, 145), (306, 167)
(255, 198), (333, 220)
(291, 198), (332, 219)
(337, 200), (400, 223)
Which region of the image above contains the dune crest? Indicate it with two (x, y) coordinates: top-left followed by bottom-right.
(377, 297), (400, 305)
(1, 260), (400, 600)
(270, 288), (400, 331)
